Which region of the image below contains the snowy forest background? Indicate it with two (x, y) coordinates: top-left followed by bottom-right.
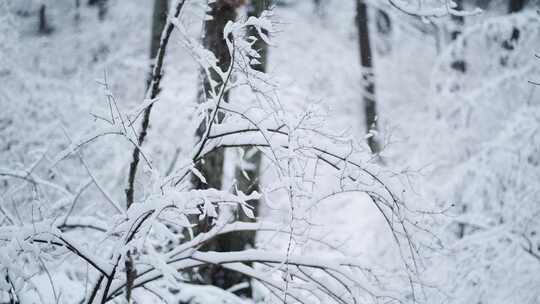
(1, 0), (539, 303)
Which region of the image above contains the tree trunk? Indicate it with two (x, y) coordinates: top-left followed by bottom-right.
(356, 0), (381, 154)
(149, 0), (170, 85)
(450, 0), (466, 72)
(192, 0), (240, 294)
(193, 1), (237, 190)
(215, 0), (271, 298)
(38, 4), (53, 35)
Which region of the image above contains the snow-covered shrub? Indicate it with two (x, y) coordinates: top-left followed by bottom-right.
(0, 1), (435, 303)
(425, 7), (540, 304)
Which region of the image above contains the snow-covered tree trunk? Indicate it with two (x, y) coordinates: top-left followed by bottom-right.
(193, 1), (238, 192)
(218, 0), (271, 297)
(192, 0), (240, 292)
(356, 0), (381, 154)
(234, 0), (268, 223)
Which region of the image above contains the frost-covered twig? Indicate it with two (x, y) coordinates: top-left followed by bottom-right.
(126, 0), (187, 208)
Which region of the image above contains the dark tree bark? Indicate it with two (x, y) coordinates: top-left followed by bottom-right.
(356, 0), (381, 154)
(192, 0), (241, 294)
(450, 0), (466, 72)
(192, 1), (238, 191)
(213, 0), (271, 298)
(149, 0), (170, 84)
(38, 4), (53, 35)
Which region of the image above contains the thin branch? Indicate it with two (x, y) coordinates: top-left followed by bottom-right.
(189, 39), (238, 167)
(126, 0), (187, 208)
(78, 152), (124, 215)
(30, 238), (110, 278)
